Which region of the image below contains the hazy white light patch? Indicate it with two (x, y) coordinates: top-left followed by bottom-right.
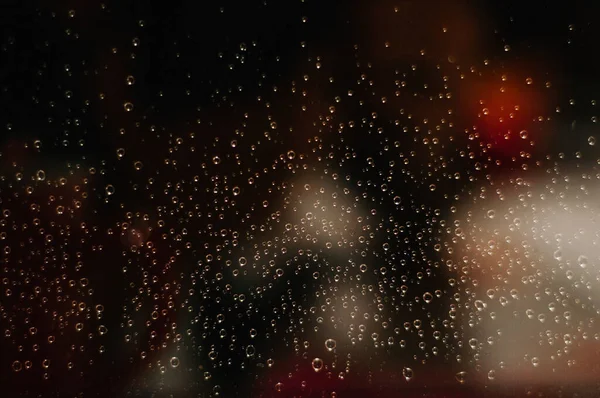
(451, 171), (600, 384)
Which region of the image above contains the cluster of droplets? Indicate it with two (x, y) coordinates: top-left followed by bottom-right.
(1, 2), (600, 397)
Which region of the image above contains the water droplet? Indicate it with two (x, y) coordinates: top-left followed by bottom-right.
(12, 361), (22, 372)
(578, 255), (588, 268)
(325, 339), (336, 351)
(423, 292), (433, 303)
(311, 358), (324, 372)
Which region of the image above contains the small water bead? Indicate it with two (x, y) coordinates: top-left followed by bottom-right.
(325, 339), (336, 352)
(520, 130), (529, 139)
(402, 367), (414, 381)
(475, 299), (489, 312)
(423, 292), (433, 303)
(455, 371), (467, 384)
(36, 170), (46, 181)
(105, 185), (115, 195)
(586, 135), (597, 146)
(126, 75), (135, 85)
(578, 255), (588, 268)
(170, 356), (180, 368)
(124, 102), (134, 112)
(553, 250), (562, 260)
(12, 360), (22, 372)
(311, 358), (324, 372)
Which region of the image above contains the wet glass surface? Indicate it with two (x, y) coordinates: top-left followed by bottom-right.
(2, 1), (600, 397)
